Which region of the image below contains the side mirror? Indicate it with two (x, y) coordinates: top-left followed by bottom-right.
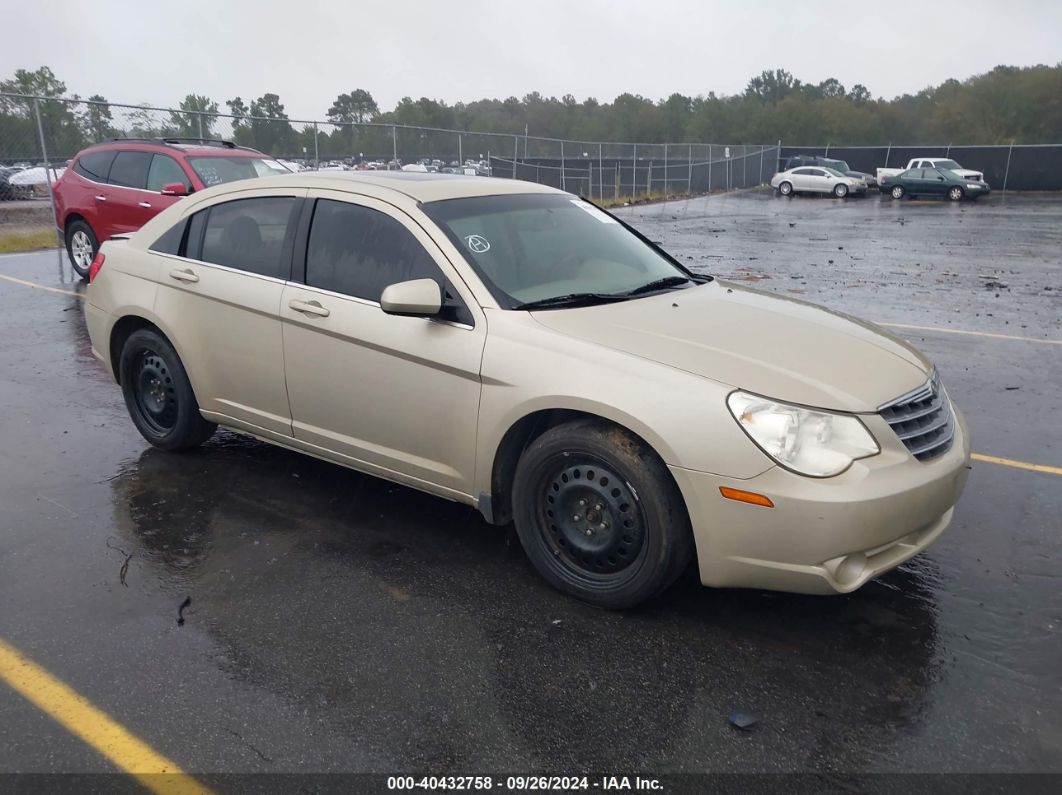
(380, 278), (442, 317)
(160, 182), (188, 196)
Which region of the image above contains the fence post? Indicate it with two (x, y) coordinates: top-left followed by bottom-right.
(391, 125), (397, 167)
(708, 144), (712, 192)
(614, 165), (618, 200)
(825, 142), (830, 157)
(664, 142), (668, 195)
(458, 133), (462, 169)
(884, 142), (892, 167)
(647, 161), (653, 196)
(632, 143), (637, 198)
(946, 142), (951, 156)
(588, 161), (592, 198)
(759, 146), (764, 185)
(560, 140), (566, 191)
(313, 122), (319, 169)
(197, 113), (204, 140)
(513, 135), (519, 179)
(777, 140), (782, 173)
(598, 143), (603, 201)
(742, 145), (747, 187)
(688, 144), (693, 194)
(1002, 141), (1014, 201)
(33, 99), (61, 249)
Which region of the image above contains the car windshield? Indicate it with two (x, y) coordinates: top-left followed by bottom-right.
(934, 159), (962, 170)
(422, 193), (700, 309)
(187, 156), (290, 187)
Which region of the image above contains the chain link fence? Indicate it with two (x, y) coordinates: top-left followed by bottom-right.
(0, 93), (776, 206)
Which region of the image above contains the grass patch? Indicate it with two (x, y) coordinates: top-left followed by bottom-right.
(0, 228), (60, 254)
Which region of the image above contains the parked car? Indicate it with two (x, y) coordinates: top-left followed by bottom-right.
(52, 138), (289, 278)
(781, 154), (876, 187)
(882, 166), (991, 201)
(0, 166), (31, 200)
(877, 158), (985, 187)
(84, 172), (970, 608)
(771, 166), (867, 198)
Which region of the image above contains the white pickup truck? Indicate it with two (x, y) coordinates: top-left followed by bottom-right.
(877, 158), (984, 186)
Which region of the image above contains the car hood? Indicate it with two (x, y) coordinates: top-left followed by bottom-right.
(529, 281), (931, 412)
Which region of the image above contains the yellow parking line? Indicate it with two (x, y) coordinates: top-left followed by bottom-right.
(880, 322), (1062, 346)
(0, 272), (83, 299)
(971, 452), (1062, 476)
(0, 638), (210, 794)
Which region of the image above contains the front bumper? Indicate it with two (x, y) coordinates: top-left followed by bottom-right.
(670, 405), (971, 594)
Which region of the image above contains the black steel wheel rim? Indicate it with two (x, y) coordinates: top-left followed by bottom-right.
(537, 456), (647, 582)
(133, 348), (178, 434)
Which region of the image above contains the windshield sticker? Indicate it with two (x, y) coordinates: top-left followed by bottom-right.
(570, 199), (618, 223)
(465, 234), (491, 253)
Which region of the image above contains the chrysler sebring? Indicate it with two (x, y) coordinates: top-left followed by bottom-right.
(84, 172), (970, 608)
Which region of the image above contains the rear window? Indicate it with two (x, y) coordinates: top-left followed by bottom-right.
(73, 151), (116, 183)
(195, 197), (298, 279)
(187, 157), (289, 187)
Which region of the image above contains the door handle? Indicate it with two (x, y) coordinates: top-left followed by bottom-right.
(168, 268), (199, 283)
(94, 195), (107, 201)
(288, 298), (330, 317)
(138, 201), (152, 208)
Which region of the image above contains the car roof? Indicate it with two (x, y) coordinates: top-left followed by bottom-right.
(80, 140), (267, 158)
(239, 171), (567, 203)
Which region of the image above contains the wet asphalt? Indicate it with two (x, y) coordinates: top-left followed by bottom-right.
(0, 190), (1059, 780)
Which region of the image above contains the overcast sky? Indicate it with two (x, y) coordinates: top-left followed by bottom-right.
(3, 0), (1060, 119)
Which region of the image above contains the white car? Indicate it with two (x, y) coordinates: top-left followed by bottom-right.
(771, 167), (867, 198)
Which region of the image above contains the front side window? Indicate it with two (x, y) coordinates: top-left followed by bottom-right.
(147, 154), (191, 192)
(187, 156), (289, 187)
(107, 151), (153, 189)
(422, 194), (696, 308)
(73, 150), (116, 183)
(194, 197), (297, 278)
(305, 199), (442, 302)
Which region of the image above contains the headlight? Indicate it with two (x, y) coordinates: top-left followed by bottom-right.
(727, 391), (880, 477)
(966, 182), (983, 189)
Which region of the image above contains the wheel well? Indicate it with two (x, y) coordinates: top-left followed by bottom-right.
(63, 213), (86, 237)
(109, 316), (158, 385)
(486, 409), (669, 526)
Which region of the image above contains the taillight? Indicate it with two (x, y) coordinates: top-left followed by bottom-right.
(88, 252), (105, 283)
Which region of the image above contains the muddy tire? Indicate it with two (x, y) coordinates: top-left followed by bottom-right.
(119, 328), (216, 451)
(512, 419), (694, 609)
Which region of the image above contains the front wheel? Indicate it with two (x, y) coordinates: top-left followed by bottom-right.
(511, 419), (693, 609)
(890, 185), (905, 200)
(948, 186), (964, 201)
(65, 220), (98, 279)
(119, 328), (216, 451)
(778, 181), (793, 196)
(833, 183), (849, 198)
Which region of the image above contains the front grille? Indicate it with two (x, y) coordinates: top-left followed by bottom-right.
(879, 371), (955, 462)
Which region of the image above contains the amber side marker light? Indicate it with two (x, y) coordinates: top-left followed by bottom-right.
(719, 487), (775, 508)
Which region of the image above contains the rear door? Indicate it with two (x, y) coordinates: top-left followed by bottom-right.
(104, 150), (155, 236)
(280, 191), (486, 496)
(152, 188), (305, 436)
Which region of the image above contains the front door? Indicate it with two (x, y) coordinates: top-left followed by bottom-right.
(280, 192), (485, 497)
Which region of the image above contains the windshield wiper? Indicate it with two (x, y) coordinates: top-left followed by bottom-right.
(514, 292), (628, 310)
(621, 276), (693, 296)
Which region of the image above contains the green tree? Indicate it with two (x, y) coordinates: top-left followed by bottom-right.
(169, 94), (219, 139)
(249, 93), (296, 155)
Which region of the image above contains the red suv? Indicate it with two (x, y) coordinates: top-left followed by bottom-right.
(53, 139), (290, 278)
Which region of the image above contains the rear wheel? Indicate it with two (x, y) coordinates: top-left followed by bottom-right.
(119, 328), (216, 451)
(512, 419), (693, 609)
(890, 185), (905, 200)
(778, 181), (793, 196)
(948, 186), (964, 202)
(833, 183), (849, 198)
(65, 220), (98, 279)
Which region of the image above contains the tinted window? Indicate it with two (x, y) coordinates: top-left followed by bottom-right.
(150, 219), (187, 255)
(305, 200), (442, 302)
(107, 151), (152, 189)
(792, 168), (814, 175)
(73, 150), (116, 183)
(810, 169), (827, 177)
(197, 197), (297, 278)
(146, 154), (190, 192)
